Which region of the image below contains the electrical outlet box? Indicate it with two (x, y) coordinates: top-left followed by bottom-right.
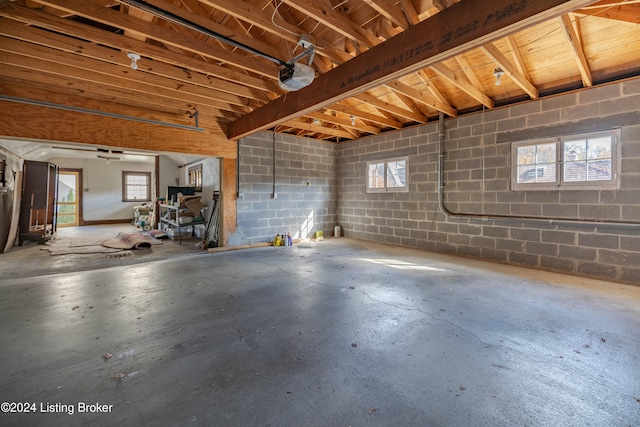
(272, 192), (277, 199)
(298, 33), (312, 49)
(238, 192), (244, 199)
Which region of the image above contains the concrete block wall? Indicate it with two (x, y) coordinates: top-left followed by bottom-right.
(236, 131), (338, 244)
(337, 79), (640, 284)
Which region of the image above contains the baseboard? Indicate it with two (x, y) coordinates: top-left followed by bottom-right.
(82, 219), (131, 226)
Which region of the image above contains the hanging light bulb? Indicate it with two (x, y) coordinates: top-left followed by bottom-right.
(350, 116), (356, 126)
(127, 52), (141, 70)
(493, 67), (504, 86)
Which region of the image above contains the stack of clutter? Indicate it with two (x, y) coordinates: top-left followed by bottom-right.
(272, 232), (293, 246)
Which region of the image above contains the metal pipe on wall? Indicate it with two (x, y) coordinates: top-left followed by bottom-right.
(272, 131), (276, 198)
(437, 112), (639, 230)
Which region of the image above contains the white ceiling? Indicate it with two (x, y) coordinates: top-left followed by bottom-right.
(0, 138), (203, 165)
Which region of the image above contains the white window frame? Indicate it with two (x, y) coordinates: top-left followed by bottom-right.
(511, 129), (620, 191)
(366, 156), (409, 193)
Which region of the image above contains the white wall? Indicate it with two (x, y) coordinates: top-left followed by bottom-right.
(159, 155), (180, 201)
(51, 156), (179, 221)
(181, 157), (220, 216)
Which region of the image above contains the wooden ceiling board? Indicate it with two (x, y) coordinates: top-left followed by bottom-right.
(579, 17), (640, 70)
(1, 0), (639, 147)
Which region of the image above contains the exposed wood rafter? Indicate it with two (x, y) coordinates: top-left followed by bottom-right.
(559, 13), (593, 87)
(0, 0), (638, 146)
(229, 0), (596, 140)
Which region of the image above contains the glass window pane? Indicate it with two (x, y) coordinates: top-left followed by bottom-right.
(587, 137), (611, 160)
(562, 136), (612, 183)
(368, 163), (384, 189)
(564, 161), (586, 182)
(564, 139), (586, 162)
(516, 142), (556, 184)
(587, 159), (611, 181)
(123, 172), (150, 201)
(517, 146), (535, 165)
(387, 160), (406, 188)
(514, 131), (617, 190)
(536, 143), (556, 163)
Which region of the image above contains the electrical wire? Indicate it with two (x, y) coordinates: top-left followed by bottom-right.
(271, 0), (302, 37)
(120, 0), (289, 66)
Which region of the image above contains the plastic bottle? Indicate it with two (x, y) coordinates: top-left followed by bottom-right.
(287, 232), (292, 246)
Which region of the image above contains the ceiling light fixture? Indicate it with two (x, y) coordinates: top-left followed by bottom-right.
(350, 116), (356, 126)
(127, 52), (140, 70)
(493, 67), (504, 86)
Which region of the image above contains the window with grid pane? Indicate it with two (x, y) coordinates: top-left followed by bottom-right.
(511, 129), (619, 191)
(122, 171), (151, 202)
(562, 135), (613, 184)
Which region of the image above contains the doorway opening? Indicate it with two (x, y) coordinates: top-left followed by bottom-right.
(57, 169), (82, 227)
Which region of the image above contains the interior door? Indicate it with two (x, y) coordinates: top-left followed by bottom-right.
(57, 170), (79, 227)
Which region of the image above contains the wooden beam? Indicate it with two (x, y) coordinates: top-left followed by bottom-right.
(281, 119), (354, 140)
(307, 111), (381, 134)
(364, 0), (410, 29)
(141, 0), (286, 65)
(399, 0), (421, 25)
(505, 35), (531, 81)
(195, 0), (347, 66)
(480, 43), (540, 98)
(124, 2), (153, 42)
(0, 64), (207, 116)
(454, 54), (484, 92)
(386, 80), (457, 116)
(221, 157), (237, 247)
(0, 18), (268, 102)
(0, 54), (249, 118)
(431, 62), (495, 108)
(417, 69), (451, 106)
(330, 102), (403, 129)
(280, 0), (380, 48)
(228, 0), (594, 140)
(559, 14), (593, 87)
(354, 92), (427, 123)
(0, 41), (251, 109)
(393, 91), (433, 119)
(0, 100), (237, 158)
(0, 2), (278, 92)
(33, 0), (277, 78)
(0, 80), (194, 126)
(198, 0), (300, 45)
(574, 0), (640, 24)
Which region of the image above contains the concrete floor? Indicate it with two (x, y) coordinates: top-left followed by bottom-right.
(0, 230), (639, 426)
(0, 225), (206, 279)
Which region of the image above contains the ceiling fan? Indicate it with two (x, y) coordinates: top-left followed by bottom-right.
(96, 154), (121, 162)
